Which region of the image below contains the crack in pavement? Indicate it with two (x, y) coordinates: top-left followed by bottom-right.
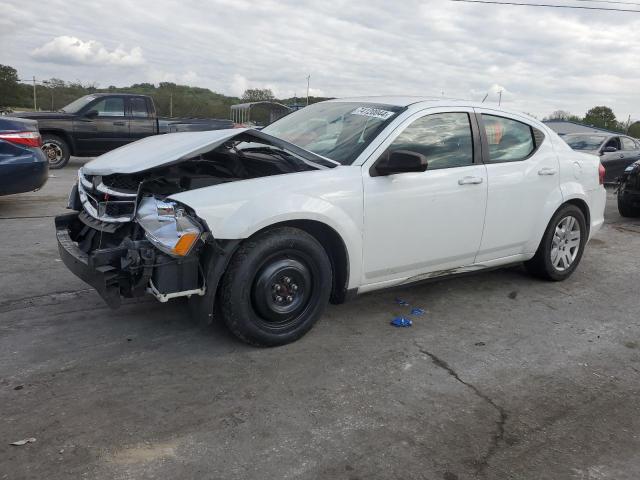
(415, 341), (507, 478)
(0, 289), (94, 314)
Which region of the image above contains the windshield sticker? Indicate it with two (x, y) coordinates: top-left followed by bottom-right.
(350, 107), (395, 120)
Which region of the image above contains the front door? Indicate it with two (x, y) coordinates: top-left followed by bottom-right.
(362, 109), (488, 286)
(74, 96), (130, 155)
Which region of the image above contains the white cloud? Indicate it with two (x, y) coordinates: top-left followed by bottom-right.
(31, 36), (145, 66)
(4, 0), (640, 120)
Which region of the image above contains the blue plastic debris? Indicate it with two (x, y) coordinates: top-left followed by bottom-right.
(395, 298), (410, 306)
(410, 307), (425, 316)
(390, 317), (413, 327)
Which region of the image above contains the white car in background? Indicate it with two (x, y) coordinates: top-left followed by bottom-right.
(56, 97), (606, 346)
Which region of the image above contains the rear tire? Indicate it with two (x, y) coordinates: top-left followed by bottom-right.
(220, 227), (332, 347)
(617, 191), (640, 217)
(525, 204), (587, 281)
(41, 134), (70, 169)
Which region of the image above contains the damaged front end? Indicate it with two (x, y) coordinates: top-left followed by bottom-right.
(56, 181), (206, 308)
(55, 128), (329, 309)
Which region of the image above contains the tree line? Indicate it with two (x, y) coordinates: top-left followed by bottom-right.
(544, 107), (640, 138)
(0, 64), (330, 118)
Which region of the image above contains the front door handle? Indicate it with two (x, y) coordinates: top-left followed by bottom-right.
(458, 176), (483, 185)
(538, 167), (557, 176)
(113, 121), (126, 126)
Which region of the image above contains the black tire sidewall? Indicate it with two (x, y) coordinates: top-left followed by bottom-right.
(42, 135), (70, 169)
(539, 205), (587, 281)
(220, 227), (332, 346)
(618, 191), (640, 217)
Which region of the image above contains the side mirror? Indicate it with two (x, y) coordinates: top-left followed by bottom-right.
(373, 150), (428, 176)
(84, 110), (99, 119)
(602, 146), (617, 153)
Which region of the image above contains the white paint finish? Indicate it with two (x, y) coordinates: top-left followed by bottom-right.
(170, 167), (365, 289)
(83, 128), (248, 175)
(359, 107), (487, 283)
(474, 108), (563, 261)
(84, 99), (607, 295)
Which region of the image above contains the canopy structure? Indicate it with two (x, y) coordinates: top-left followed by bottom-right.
(230, 101), (292, 126)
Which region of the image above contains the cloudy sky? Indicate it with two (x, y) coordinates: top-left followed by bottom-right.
(2, 0), (639, 120)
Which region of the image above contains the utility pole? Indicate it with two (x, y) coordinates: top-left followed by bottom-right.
(498, 89), (503, 106)
(32, 76), (37, 111)
(169, 92), (173, 118)
(306, 75), (310, 106)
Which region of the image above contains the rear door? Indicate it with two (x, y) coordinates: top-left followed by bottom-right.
(74, 96), (130, 154)
(128, 96), (157, 142)
(474, 109), (560, 262)
(361, 108), (488, 285)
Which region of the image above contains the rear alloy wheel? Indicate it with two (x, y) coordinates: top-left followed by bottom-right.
(220, 227), (332, 346)
(525, 204), (587, 281)
(41, 134), (70, 169)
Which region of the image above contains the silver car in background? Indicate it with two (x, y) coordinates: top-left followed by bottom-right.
(564, 133), (640, 183)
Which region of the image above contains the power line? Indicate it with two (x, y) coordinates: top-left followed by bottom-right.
(574, 0), (640, 6)
(450, 0), (640, 12)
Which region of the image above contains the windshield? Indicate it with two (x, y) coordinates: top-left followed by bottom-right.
(564, 134), (606, 151)
(60, 95), (97, 113)
(262, 102), (404, 165)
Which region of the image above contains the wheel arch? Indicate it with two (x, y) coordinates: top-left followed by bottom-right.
(251, 219), (351, 304)
(563, 197), (591, 237)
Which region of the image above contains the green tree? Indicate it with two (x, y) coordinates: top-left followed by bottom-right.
(0, 64), (20, 107)
(241, 88), (274, 102)
(584, 106), (618, 130)
(628, 122), (640, 139)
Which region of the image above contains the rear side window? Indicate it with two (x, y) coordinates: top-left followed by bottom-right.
(388, 112), (474, 170)
(622, 137), (639, 150)
(482, 114), (535, 162)
(130, 98), (149, 117)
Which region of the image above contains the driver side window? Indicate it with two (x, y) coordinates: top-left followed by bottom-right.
(90, 97), (125, 117)
(604, 137), (621, 151)
(388, 112), (474, 170)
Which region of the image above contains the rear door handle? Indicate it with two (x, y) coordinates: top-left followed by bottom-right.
(538, 167), (557, 176)
(113, 121), (126, 126)
(458, 176), (483, 185)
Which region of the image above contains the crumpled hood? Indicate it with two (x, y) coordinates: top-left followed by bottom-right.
(82, 128), (337, 176)
(82, 128), (249, 176)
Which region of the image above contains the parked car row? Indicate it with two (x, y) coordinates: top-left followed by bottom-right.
(0, 116), (48, 197)
(563, 133), (640, 183)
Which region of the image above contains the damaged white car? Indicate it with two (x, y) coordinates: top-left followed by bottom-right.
(56, 98), (606, 346)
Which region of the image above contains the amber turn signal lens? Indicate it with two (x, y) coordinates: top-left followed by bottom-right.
(171, 232), (199, 256)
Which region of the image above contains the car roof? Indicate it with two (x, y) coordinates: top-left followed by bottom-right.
(325, 96), (537, 119)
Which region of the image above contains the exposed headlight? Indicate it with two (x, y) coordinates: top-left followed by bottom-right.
(136, 196), (202, 256)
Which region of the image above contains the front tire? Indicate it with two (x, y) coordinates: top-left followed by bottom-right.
(525, 204), (587, 281)
(41, 134), (70, 169)
(220, 227), (332, 346)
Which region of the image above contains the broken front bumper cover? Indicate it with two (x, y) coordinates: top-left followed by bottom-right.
(55, 212), (123, 308)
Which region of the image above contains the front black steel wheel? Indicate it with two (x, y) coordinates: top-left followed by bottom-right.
(220, 227), (332, 346)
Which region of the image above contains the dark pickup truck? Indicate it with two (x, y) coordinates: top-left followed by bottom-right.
(15, 93), (234, 168)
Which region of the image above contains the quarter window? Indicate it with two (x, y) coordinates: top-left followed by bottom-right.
(388, 112), (474, 170)
(482, 114), (535, 162)
(90, 97), (125, 117)
(622, 137), (638, 150)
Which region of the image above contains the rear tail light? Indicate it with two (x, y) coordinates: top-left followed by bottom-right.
(598, 163), (606, 185)
(0, 131), (43, 148)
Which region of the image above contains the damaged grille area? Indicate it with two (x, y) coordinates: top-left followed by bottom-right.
(78, 170), (138, 223)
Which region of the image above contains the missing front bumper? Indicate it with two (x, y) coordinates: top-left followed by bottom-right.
(55, 212), (204, 308)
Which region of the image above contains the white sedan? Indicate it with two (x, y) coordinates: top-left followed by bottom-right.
(56, 97), (606, 346)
